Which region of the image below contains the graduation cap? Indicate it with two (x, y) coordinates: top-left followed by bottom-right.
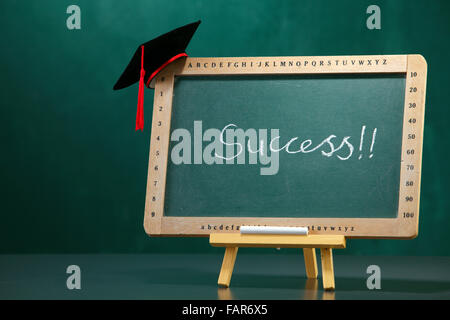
(114, 20), (201, 131)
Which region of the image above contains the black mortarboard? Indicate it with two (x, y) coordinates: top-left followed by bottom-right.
(113, 20), (201, 130)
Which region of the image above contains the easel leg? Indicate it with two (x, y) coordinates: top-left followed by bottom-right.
(218, 247), (238, 287)
(303, 248), (318, 279)
(320, 248), (335, 290)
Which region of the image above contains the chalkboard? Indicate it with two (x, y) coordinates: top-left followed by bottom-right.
(144, 55), (427, 238)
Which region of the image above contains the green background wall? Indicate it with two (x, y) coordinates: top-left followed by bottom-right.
(1, 0), (449, 255)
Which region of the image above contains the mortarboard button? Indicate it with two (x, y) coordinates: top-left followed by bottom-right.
(113, 20), (201, 131)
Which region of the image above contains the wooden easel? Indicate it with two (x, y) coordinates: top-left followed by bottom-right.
(210, 233), (346, 290)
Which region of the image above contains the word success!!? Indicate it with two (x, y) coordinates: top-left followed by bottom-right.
(170, 121), (378, 176)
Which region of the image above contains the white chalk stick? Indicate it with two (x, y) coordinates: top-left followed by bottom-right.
(240, 226), (308, 235)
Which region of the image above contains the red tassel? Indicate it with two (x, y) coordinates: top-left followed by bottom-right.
(136, 45), (145, 131)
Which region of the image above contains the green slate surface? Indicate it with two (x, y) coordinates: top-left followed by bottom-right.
(165, 74), (405, 218)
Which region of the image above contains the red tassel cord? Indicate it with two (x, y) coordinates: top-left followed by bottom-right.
(146, 52), (188, 87)
(135, 50), (188, 130)
(136, 45), (145, 131)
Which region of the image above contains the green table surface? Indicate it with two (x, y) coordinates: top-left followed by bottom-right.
(1, 254), (449, 300)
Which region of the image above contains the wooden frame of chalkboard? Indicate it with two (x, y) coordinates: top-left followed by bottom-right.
(143, 55), (427, 239)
